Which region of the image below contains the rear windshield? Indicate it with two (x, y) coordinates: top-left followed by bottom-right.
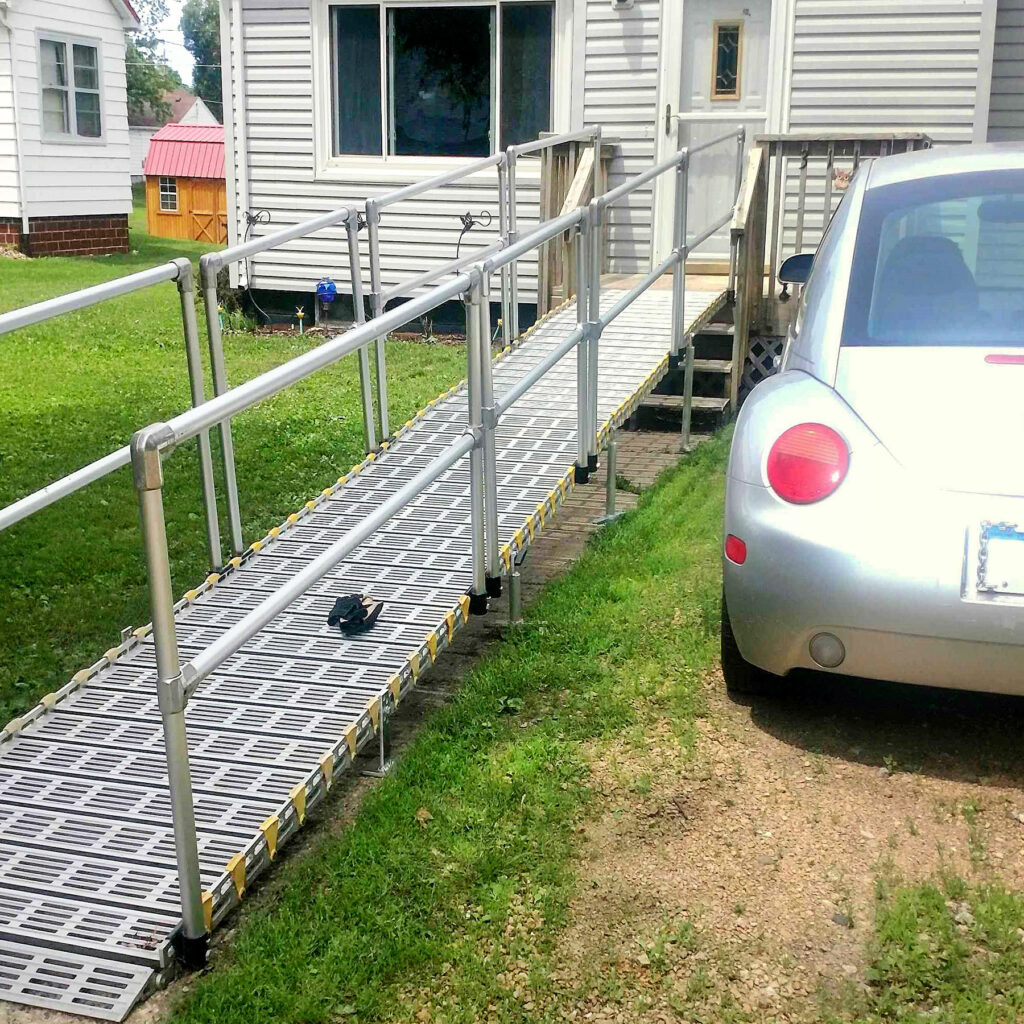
(843, 168), (1024, 347)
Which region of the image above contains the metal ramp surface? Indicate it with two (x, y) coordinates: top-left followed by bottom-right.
(0, 288), (722, 1021)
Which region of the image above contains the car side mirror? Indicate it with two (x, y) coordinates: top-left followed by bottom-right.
(778, 252), (814, 302)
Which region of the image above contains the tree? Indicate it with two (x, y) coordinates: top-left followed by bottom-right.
(181, 0), (222, 120)
(125, 0), (180, 122)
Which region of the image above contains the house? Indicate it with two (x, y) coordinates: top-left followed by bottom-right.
(143, 122), (227, 242)
(0, 0), (140, 255)
(129, 88), (220, 182)
(218, 0), (1022, 316)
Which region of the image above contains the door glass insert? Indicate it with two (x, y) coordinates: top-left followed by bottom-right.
(711, 21), (742, 100)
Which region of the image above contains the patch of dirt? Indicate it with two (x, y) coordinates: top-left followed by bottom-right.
(552, 670), (1024, 1022)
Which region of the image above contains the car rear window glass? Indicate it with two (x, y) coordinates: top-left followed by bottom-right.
(842, 168), (1024, 347)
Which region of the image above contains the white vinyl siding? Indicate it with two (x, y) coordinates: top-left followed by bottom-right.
(580, 0), (660, 274)
(988, 0), (1024, 140)
(5, 0), (132, 219)
(0, 25), (19, 219)
(228, 0), (542, 299)
(782, 0), (990, 252)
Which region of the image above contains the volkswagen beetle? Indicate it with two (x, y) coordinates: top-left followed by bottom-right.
(722, 143), (1024, 697)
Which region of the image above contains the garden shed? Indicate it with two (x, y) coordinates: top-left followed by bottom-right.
(144, 123), (227, 243)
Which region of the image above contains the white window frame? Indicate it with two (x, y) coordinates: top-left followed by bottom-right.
(312, 0), (569, 182)
(37, 31), (105, 144)
(159, 176), (179, 213)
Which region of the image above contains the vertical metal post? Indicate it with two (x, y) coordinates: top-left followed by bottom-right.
(478, 274), (501, 596)
(465, 273), (488, 614)
(130, 424), (207, 969)
(681, 333), (696, 450)
(586, 199), (602, 470)
(591, 127), (602, 203)
(508, 565), (522, 625)
(345, 215), (377, 453)
(670, 150), (689, 361)
(497, 157), (512, 350)
(506, 149), (520, 343)
(199, 259), (244, 555)
(366, 200), (390, 440)
(574, 218), (590, 482)
(173, 259), (222, 569)
(728, 127), (746, 298)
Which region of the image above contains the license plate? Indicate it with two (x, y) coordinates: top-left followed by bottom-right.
(979, 522), (1024, 595)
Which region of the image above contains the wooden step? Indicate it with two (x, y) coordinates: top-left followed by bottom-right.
(641, 394), (730, 412)
(695, 323), (735, 336)
(692, 359), (732, 373)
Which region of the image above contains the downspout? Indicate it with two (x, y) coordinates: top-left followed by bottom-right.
(230, 0), (250, 287)
(0, 5), (29, 236)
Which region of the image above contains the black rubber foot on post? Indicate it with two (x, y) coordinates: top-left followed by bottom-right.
(668, 352), (681, 369)
(574, 461), (591, 484)
(174, 931), (209, 970)
(588, 453), (599, 473)
(486, 575), (502, 598)
(469, 592), (489, 615)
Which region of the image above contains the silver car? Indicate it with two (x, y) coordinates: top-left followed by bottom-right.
(722, 143), (1024, 697)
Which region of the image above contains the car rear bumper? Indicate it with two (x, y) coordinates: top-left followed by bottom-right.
(723, 476), (1024, 694)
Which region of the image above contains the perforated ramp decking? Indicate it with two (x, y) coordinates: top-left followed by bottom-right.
(0, 287), (723, 1021)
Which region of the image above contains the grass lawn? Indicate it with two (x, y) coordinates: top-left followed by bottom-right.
(0, 199), (465, 724)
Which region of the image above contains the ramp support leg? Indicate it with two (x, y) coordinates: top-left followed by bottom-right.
(595, 431), (625, 525)
(362, 693), (395, 777)
(131, 424), (208, 969)
(509, 564), (523, 625)
(681, 334), (695, 450)
(670, 151), (689, 362)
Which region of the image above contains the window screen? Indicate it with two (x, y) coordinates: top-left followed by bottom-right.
(389, 7), (493, 157)
(500, 4), (552, 148)
(332, 6), (382, 155)
(41, 39), (70, 134)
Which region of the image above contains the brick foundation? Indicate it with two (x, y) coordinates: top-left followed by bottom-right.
(0, 214), (130, 257)
(0, 219), (20, 248)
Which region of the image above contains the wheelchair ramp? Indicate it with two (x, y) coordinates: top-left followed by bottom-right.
(0, 287), (723, 1020)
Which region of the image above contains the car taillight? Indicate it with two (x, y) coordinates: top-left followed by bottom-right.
(766, 423), (849, 504)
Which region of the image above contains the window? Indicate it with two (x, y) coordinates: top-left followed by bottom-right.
(40, 36), (102, 139)
(843, 170), (1024, 347)
(159, 177), (179, 212)
(329, 2), (553, 159)
(711, 21), (741, 100)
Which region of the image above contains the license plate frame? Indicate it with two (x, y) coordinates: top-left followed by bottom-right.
(978, 521), (1024, 595)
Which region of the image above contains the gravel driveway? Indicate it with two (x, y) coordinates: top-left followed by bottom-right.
(554, 668), (1024, 1021)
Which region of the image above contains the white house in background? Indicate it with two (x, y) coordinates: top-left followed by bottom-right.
(0, 0), (140, 255)
(128, 87), (220, 182)
(219, 0), (1021, 313)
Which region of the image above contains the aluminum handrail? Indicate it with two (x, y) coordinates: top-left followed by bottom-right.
(381, 236), (506, 303)
(597, 252), (678, 330)
(161, 273), (472, 449)
(199, 206), (357, 275)
(594, 150), (685, 211)
(182, 430), (476, 691)
(492, 324), (585, 418)
(0, 257), (223, 566)
(686, 126), (746, 159)
(508, 126), (600, 159)
(372, 152), (505, 212)
(0, 262), (179, 335)
(0, 445), (131, 533)
(483, 207), (585, 275)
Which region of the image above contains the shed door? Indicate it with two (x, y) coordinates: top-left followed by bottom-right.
(190, 180), (227, 244)
(676, 0), (771, 259)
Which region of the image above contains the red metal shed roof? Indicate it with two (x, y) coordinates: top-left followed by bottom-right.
(144, 124), (225, 180)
